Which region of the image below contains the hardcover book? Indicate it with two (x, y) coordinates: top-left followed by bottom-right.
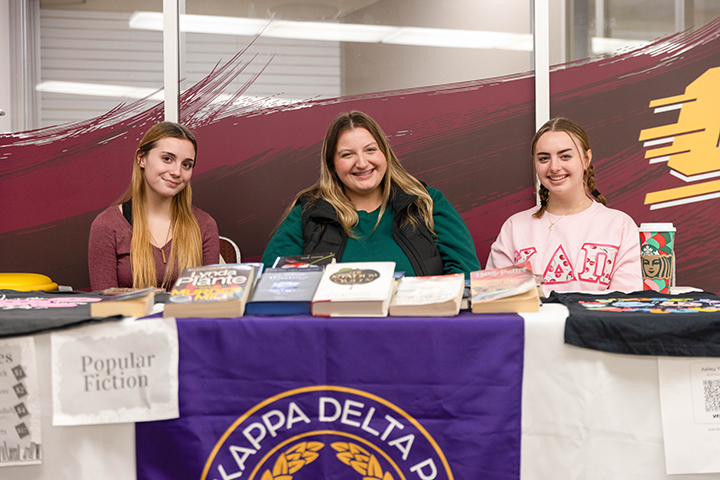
(389, 273), (465, 317)
(311, 262), (396, 317)
(163, 264), (258, 318)
(246, 267), (324, 315)
(90, 287), (156, 318)
(470, 266), (540, 314)
(272, 253), (336, 268)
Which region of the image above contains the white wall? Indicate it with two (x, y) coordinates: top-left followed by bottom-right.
(342, 0), (533, 95)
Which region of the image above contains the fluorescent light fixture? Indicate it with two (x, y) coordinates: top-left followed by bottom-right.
(592, 36), (649, 54)
(36, 81), (164, 100)
(35, 80), (306, 106)
(269, 20), (393, 43)
(383, 27), (533, 51)
(129, 12), (534, 51)
(130, 12), (647, 54)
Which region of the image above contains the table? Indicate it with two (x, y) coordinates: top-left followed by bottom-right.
(6, 305), (720, 479)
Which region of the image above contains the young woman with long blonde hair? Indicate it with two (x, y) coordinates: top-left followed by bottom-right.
(261, 111), (480, 277)
(89, 122), (219, 290)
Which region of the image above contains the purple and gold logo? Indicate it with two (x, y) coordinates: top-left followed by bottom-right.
(202, 386), (453, 480)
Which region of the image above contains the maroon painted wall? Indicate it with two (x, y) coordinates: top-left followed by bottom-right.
(2, 19), (719, 292)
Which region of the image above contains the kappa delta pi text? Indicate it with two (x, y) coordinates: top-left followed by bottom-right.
(216, 397), (441, 480)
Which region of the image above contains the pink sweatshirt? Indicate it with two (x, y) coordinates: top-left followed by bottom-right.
(486, 201), (642, 296)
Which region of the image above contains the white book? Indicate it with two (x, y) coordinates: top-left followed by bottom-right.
(389, 273), (465, 317)
(311, 262), (396, 317)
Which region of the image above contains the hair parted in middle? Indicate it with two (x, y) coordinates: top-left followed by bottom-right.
(531, 116), (607, 218)
(282, 110), (434, 236)
(117, 121), (203, 289)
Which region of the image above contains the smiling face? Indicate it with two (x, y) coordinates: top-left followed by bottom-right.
(642, 255), (672, 279)
(138, 137), (196, 200)
(333, 127), (387, 208)
(534, 130), (591, 203)
(643, 257), (662, 277)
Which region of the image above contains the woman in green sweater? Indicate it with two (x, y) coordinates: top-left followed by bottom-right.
(261, 111), (481, 277)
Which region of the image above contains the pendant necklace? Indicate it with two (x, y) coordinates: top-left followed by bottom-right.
(150, 223), (172, 264)
(547, 197), (588, 236)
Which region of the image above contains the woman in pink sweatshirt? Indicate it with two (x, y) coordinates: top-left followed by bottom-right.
(487, 117), (642, 296)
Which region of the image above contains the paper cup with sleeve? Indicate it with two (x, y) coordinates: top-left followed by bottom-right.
(639, 223), (676, 294)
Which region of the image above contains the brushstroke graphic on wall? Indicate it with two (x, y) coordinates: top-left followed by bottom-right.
(2, 19), (720, 292)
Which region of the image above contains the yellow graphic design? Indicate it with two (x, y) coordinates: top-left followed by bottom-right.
(260, 442), (324, 480)
(333, 442), (394, 480)
(639, 67), (720, 209)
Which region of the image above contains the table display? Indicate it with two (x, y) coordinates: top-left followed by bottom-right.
(4, 305), (720, 479)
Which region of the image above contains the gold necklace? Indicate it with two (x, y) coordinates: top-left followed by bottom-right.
(547, 197), (588, 234)
(150, 223), (172, 264)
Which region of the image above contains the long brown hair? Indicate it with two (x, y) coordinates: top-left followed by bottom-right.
(531, 117), (607, 218)
(280, 111), (434, 236)
(117, 122), (203, 288)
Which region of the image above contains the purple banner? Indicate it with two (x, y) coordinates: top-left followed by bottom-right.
(135, 312), (524, 480)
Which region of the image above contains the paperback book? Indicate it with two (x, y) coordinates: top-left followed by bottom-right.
(163, 264), (259, 318)
(389, 273), (465, 317)
(246, 267), (324, 315)
(470, 266), (540, 313)
(90, 287), (156, 318)
(272, 253), (336, 268)
(311, 262), (396, 317)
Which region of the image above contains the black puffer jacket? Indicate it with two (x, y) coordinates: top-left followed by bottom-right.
(298, 187), (444, 276)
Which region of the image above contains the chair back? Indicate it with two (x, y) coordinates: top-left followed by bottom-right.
(219, 236), (241, 264)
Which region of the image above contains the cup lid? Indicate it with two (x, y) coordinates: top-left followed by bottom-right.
(639, 222), (675, 232)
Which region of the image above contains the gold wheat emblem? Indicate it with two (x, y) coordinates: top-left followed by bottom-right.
(260, 441), (324, 480)
(332, 442), (394, 480)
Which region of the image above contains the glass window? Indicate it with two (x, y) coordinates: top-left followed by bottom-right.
(13, 1), (534, 130)
(564, 0), (720, 61)
(35, 2), (164, 129)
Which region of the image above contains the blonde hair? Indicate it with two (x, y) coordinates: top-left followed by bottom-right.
(281, 111), (434, 236)
(531, 117), (607, 219)
(117, 122), (203, 289)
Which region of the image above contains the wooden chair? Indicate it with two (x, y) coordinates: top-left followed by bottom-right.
(219, 236), (241, 264)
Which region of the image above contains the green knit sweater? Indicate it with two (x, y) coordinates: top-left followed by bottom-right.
(261, 187), (481, 277)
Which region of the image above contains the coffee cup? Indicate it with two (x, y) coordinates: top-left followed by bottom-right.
(639, 223), (676, 293)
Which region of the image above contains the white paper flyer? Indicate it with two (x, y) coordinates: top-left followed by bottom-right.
(658, 356), (720, 474)
(0, 336), (42, 467)
(51, 317), (179, 426)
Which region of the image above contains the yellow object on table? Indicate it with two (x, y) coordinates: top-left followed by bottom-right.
(0, 273), (59, 291)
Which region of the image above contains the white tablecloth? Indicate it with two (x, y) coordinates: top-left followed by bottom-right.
(6, 304), (720, 479)
(521, 303), (720, 479)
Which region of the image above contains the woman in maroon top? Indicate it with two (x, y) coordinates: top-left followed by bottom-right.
(88, 122), (219, 291)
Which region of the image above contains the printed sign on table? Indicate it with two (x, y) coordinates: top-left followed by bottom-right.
(51, 317), (179, 426)
(658, 357), (720, 474)
(0, 336), (41, 467)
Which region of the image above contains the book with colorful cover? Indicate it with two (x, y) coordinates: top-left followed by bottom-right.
(272, 253), (336, 268)
(246, 267), (324, 315)
(163, 264), (259, 318)
(470, 266), (540, 313)
(389, 273), (465, 317)
(311, 262), (396, 317)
